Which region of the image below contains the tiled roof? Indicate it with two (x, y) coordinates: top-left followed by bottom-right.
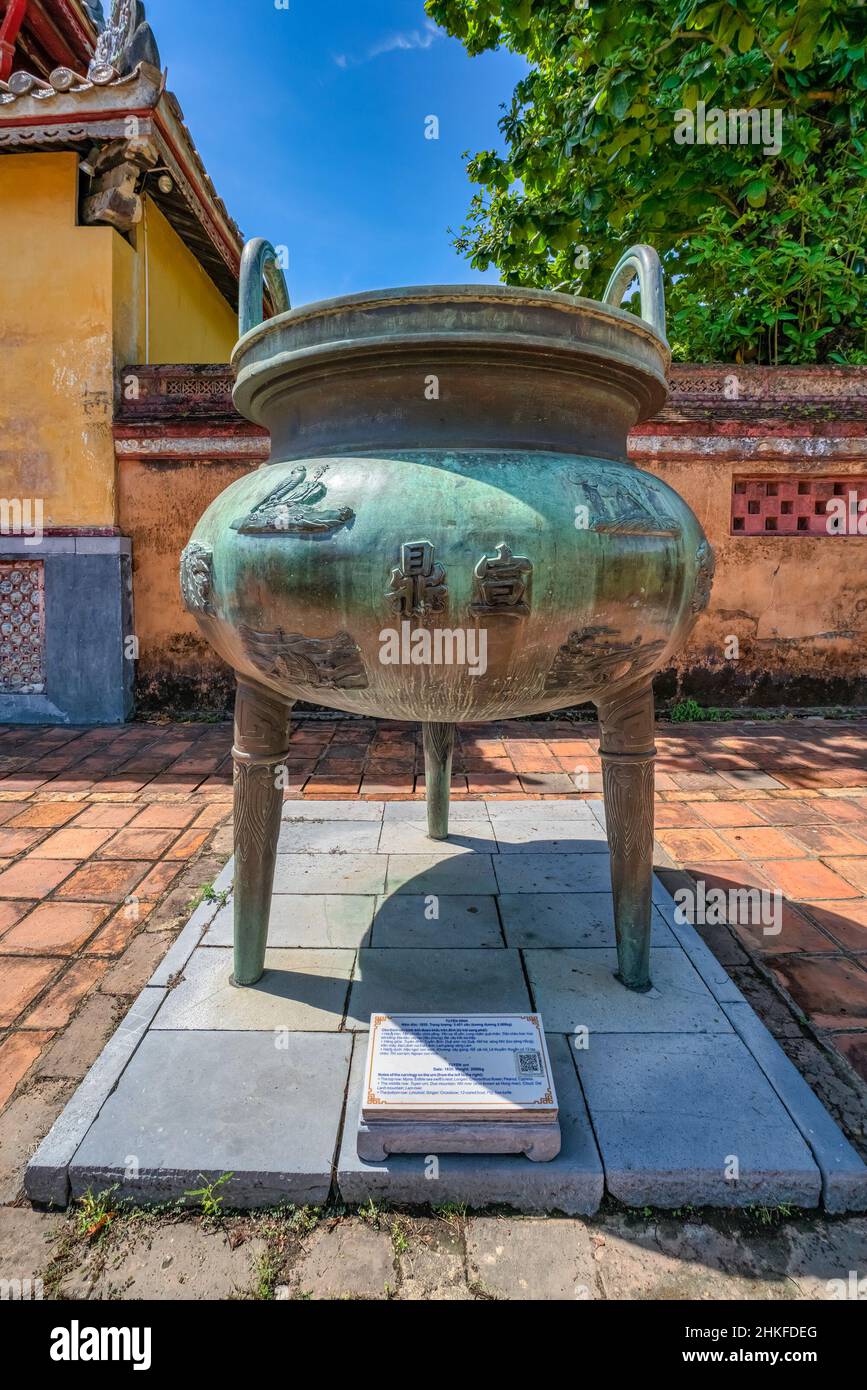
(0, 60), (245, 310)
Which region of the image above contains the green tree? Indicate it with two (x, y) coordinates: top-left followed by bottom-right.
(426, 0), (867, 364)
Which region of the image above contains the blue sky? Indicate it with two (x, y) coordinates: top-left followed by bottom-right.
(144, 0), (526, 304)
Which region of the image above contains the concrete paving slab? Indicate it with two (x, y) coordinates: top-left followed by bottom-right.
(394, 1223), (469, 1301)
(485, 800), (598, 822)
(281, 800), (384, 821)
(288, 1223), (396, 1300)
(575, 1033), (822, 1208)
(782, 1219), (867, 1298)
(152, 947), (354, 1032)
(70, 1225), (268, 1301)
(383, 801), (491, 823)
(26, 989), (167, 1206)
(345, 948), (530, 1028)
(277, 819), (382, 853)
(337, 1034), (604, 1215)
(525, 949), (733, 1034)
(652, 880), (749, 1004)
(385, 853), (498, 896)
(204, 895), (374, 949)
(494, 853), (613, 895)
(722, 999), (867, 1214)
(0, 1206), (61, 1286)
(370, 894), (502, 948)
(591, 1215), (794, 1300)
(665, 917), (750, 1005)
(212, 856), (235, 894)
(273, 853), (387, 895)
(377, 823), (499, 855)
(148, 896), (223, 989)
(69, 1031), (352, 1207)
(500, 894), (677, 949)
(466, 1215), (597, 1299)
(492, 819), (609, 852)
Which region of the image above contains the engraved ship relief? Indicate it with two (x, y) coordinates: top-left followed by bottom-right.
(179, 542), (216, 618)
(231, 465), (354, 536)
(386, 541), (448, 619)
(545, 625), (667, 694)
(470, 543), (532, 618)
(239, 624), (368, 691)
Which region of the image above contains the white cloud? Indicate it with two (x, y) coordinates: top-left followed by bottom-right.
(333, 18), (443, 69)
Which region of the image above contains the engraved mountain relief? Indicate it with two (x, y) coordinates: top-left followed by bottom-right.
(180, 541), (216, 618)
(231, 465), (354, 536)
(239, 624), (368, 691)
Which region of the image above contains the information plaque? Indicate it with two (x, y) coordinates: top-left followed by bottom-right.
(357, 1014), (560, 1162)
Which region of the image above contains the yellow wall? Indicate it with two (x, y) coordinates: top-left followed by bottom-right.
(0, 153), (117, 527)
(1, 156), (237, 529)
(113, 196), (237, 367)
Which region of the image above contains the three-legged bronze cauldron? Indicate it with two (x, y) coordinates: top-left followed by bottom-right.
(181, 240), (713, 992)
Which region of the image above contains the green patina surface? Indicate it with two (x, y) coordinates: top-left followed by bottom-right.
(186, 448), (706, 723)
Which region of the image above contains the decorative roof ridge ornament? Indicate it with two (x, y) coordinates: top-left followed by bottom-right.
(84, 3), (107, 30)
(88, 0), (160, 83)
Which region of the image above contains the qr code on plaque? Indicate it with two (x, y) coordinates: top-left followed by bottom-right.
(515, 1050), (542, 1076)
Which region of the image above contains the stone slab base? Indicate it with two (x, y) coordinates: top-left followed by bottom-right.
(26, 800), (867, 1214)
(68, 1031), (351, 1209)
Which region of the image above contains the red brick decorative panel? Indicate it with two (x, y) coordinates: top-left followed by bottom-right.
(732, 476), (867, 536)
(0, 561), (45, 694)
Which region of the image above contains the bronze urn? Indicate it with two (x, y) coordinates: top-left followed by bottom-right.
(182, 240), (714, 993)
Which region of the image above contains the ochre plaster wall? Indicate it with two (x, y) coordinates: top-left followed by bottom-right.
(1, 158), (237, 533)
(112, 196), (237, 368)
(118, 453), (253, 710)
(0, 154), (117, 527)
(646, 453), (867, 705)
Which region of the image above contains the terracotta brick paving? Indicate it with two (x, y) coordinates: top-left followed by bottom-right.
(0, 715), (866, 1166)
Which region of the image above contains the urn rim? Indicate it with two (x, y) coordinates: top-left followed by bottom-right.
(231, 283), (671, 443)
(232, 282), (671, 364)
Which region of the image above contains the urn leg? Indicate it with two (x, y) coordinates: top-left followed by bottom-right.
(423, 722), (455, 841)
(597, 684), (656, 993)
(232, 680), (294, 986)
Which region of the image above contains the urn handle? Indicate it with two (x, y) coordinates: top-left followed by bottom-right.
(238, 238), (292, 338)
(602, 244), (667, 343)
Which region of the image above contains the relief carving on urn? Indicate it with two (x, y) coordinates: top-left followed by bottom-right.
(239, 625), (368, 691)
(180, 542), (216, 618)
(232, 465), (354, 536)
(546, 625), (666, 695)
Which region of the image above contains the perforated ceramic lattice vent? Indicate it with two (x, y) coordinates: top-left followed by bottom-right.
(732, 476), (867, 536)
(0, 562), (45, 694)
